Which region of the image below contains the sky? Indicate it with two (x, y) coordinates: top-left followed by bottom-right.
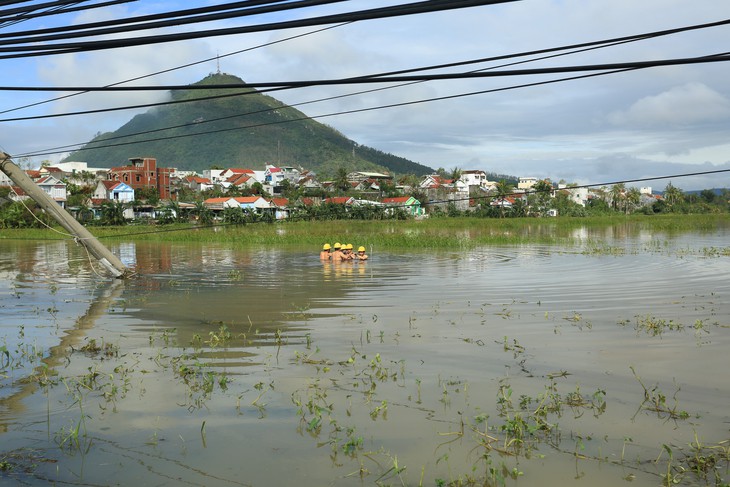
(2, 0), (730, 191)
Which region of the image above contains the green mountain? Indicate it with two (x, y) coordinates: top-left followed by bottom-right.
(64, 73), (434, 177)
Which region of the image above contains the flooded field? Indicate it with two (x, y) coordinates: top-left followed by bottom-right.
(1, 227), (729, 486)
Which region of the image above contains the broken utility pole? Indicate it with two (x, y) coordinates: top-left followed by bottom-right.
(1, 152), (131, 279)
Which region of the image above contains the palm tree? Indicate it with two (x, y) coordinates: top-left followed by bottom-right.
(494, 180), (514, 218)
(100, 200), (128, 226)
(625, 187), (641, 214)
(609, 183), (626, 212)
(192, 201), (213, 225)
(663, 183), (683, 210)
(531, 179), (553, 216)
(335, 167), (350, 193)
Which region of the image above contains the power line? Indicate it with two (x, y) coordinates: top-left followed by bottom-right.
(0, 0), (136, 26)
(13, 68), (643, 159)
(8, 16), (729, 159)
(0, 0), (350, 44)
(0, 21), (352, 116)
(0, 0), (520, 59)
(3, 52), (729, 94)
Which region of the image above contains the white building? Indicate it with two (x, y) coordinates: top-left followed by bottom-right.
(518, 177), (538, 190)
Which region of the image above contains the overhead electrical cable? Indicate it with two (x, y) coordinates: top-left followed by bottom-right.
(0, 21), (352, 116)
(2, 52), (728, 124)
(0, 0), (521, 59)
(0, 0), (137, 21)
(0, 38), (642, 154)
(12, 67), (650, 159)
(0, 0), (347, 39)
(0, 1), (137, 25)
(2, 15), (724, 122)
(5, 12), (725, 117)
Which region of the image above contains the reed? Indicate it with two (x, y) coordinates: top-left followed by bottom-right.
(4, 214), (727, 249)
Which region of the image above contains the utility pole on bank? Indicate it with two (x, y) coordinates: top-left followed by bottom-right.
(1, 152), (130, 279)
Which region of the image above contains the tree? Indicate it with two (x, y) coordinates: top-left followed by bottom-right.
(494, 180), (514, 218)
(100, 201), (128, 226)
(625, 187), (641, 214)
(192, 201), (214, 225)
(335, 167), (350, 193)
(609, 183), (626, 212)
(449, 167), (462, 183)
(700, 189), (716, 204)
(663, 183), (684, 210)
(530, 179), (553, 217)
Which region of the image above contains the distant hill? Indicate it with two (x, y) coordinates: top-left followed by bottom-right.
(63, 73), (434, 177)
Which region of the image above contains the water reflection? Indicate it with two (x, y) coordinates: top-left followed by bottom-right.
(0, 232), (729, 486)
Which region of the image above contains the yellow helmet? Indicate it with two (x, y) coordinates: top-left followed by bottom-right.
(334, 242), (341, 249)
(347, 244), (353, 250)
(323, 243), (331, 250)
(358, 246), (365, 252)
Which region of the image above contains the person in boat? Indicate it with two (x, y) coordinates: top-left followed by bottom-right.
(356, 246), (368, 260)
(320, 243), (331, 260)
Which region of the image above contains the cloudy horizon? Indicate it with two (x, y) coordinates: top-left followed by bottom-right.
(2, 0), (730, 192)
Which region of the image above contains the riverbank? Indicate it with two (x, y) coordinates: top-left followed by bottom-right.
(2, 214), (728, 248)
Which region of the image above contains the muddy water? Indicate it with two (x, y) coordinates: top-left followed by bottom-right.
(0, 231), (729, 486)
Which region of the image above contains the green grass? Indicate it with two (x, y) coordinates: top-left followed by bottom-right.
(2, 214), (728, 249)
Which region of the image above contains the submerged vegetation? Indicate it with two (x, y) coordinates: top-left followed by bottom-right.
(1, 279), (729, 485)
(1, 221), (729, 485)
(2, 214), (729, 250)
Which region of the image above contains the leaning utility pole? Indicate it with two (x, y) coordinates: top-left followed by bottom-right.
(1, 152), (130, 279)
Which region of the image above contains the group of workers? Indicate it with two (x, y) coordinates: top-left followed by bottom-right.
(320, 242), (368, 261)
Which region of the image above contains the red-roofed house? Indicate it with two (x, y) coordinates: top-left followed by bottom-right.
(183, 175), (213, 192)
(268, 198), (290, 220)
(324, 196), (355, 205)
(93, 180), (135, 202)
(382, 196), (424, 216)
(108, 157), (175, 199)
(35, 176), (67, 207)
(220, 168), (256, 182)
(226, 174), (254, 189)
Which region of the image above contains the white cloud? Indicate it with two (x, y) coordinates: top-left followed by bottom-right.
(4, 0), (730, 190)
(608, 83), (730, 127)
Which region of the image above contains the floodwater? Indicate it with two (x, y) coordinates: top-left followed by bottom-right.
(1, 228), (729, 486)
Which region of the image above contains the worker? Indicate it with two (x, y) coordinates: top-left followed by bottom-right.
(356, 246), (368, 260)
(344, 243), (355, 260)
(331, 242), (345, 262)
(320, 243), (331, 260)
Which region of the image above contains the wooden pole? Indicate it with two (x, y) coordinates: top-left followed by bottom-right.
(1, 152), (130, 279)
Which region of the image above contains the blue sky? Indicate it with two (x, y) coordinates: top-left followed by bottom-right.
(3, 0), (730, 190)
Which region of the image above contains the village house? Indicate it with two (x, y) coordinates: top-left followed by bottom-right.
(92, 180), (135, 202)
(269, 197), (290, 220)
(183, 175), (214, 192)
(517, 177), (538, 190)
(35, 176), (68, 208)
(324, 196), (356, 206)
(108, 157), (175, 199)
(382, 196), (425, 217)
(557, 184), (589, 207)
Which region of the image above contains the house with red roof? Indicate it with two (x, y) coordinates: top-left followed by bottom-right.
(268, 197), (290, 220)
(93, 180), (135, 202)
(183, 175), (214, 192)
(324, 196), (355, 205)
(382, 196), (424, 216)
(35, 176), (68, 207)
(107, 157), (175, 199)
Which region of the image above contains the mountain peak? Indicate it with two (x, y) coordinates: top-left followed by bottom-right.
(64, 73), (433, 177)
